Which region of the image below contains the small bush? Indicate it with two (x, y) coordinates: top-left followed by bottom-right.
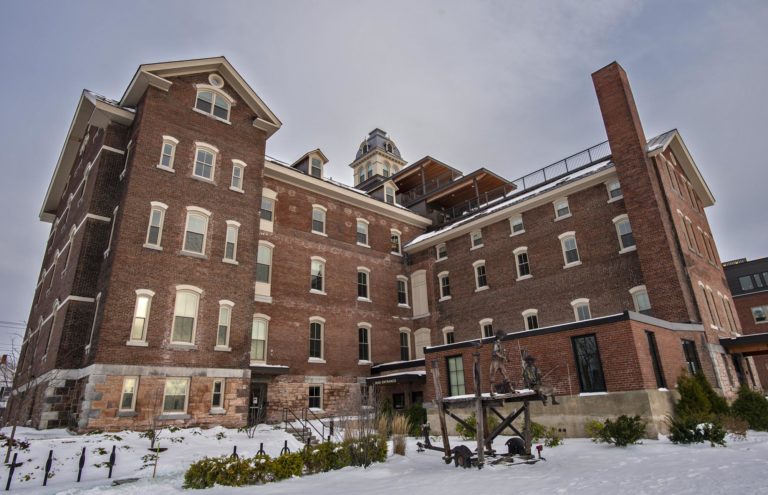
(591, 415), (646, 447)
(530, 421), (564, 448)
(675, 373), (729, 421)
(271, 452), (304, 480)
(668, 415), (726, 447)
(405, 403), (428, 436)
(584, 419), (605, 442)
(392, 415), (408, 456)
(731, 386), (768, 431)
(455, 412), (500, 441)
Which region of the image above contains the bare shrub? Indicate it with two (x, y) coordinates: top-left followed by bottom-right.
(392, 415), (407, 456)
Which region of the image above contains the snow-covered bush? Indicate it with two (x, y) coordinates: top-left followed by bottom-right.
(588, 415), (646, 447)
(667, 416), (726, 447)
(731, 386), (768, 431)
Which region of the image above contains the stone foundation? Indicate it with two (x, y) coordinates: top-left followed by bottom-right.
(265, 374), (363, 422)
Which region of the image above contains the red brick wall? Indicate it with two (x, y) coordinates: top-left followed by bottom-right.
(732, 292), (768, 390)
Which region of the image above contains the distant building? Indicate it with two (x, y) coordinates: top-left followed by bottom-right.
(8, 57), (760, 434)
(723, 257), (768, 391)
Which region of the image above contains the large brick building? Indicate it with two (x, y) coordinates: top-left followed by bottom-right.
(8, 57), (760, 433)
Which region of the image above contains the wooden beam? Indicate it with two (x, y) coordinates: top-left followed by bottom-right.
(430, 360), (452, 463)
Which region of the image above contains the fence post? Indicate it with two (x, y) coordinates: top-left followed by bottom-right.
(5, 452), (19, 491)
(231, 446), (238, 459)
(108, 445), (116, 479)
(257, 442), (265, 456)
(280, 440), (290, 456)
(43, 449), (53, 486)
(77, 446), (85, 482)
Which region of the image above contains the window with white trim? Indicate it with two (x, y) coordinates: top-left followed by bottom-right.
(358, 323), (371, 362)
(358, 167), (365, 184)
(308, 385), (322, 410)
(231, 160), (246, 191)
(383, 162), (390, 177)
(251, 315), (269, 362)
(311, 205), (326, 235)
(613, 215), (636, 252)
(752, 305), (768, 324)
(356, 219), (369, 246)
(129, 289), (154, 343)
(390, 229), (401, 254)
(211, 379), (224, 409)
(630, 286), (652, 315)
(172, 286), (201, 344)
(473, 260), (488, 290)
(385, 186), (396, 204)
(522, 309), (539, 330)
(606, 180), (623, 201)
(260, 188), (277, 232)
(145, 202), (167, 249)
(554, 198), (571, 219)
(357, 268), (370, 300)
(509, 215), (524, 235)
(443, 326), (455, 344)
(224, 221), (239, 262)
(255, 241), (274, 301)
(193, 145), (217, 181)
(470, 230), (483, 249)
(559, 232), (580, 267)
(310, 157), (323, 179)
(414, 328), (431, 359)
(571, 299), (591, 321)
(310, 257), (325, 293)
(514, 246), (531, 279)
(366, 162), (373, 179)
(158, 136), (178, 171)
(438, 271), (451, 300)
(195, 87), (231, 121)
(183, 207), (210, 255)
(162, 378), (190, 413)
(216, 301), (233, 348)
(399, 329), (411, 361)
(309, 317), (325, 360)
(396, 276), (409, 306)
(480, 319), (494, 338)
(436, 243), (448, 261)
(120, 377), (138, 411)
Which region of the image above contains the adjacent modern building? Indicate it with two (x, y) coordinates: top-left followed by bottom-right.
(7, 57), (761, 434)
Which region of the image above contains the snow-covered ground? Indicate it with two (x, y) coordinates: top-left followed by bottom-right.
(1, 426), (766, 494)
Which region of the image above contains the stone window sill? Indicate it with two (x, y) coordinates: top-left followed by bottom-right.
(579, 392), (608, 397)
(398, 303), (410, 309)
(190, 174), (216, 186)
(356, 242), (371, 248)
(310, 289), (327, 296)
(254, 295), (273, 304)
(439, 296), (452, 302)
(607, 196), (623, 203)
(143, 244), (163, 251)
(222, 258), (239, 265)
(229, 186), (244, 194)
(168, 343), (198, 351)
(209, 408), (227, 415)
(214, 345), (232, 352)
(117, 410), (137, 418)
(554, 213), (572, 222)
(358, 360), (372, 366)
(308, 357), (326, 364)
(126, 340), (149, 347)
(156, 164), (175, 173)
(509, 230), (525, 237)
(192, 107), (232, 125)
(470, 244), (484, 251)
(312, 230), (328, 237)
(357, 297), (372, 303)
(158, 413), (191, 420)
(436, 257), (447, 262)
(475, 286), (489, 293)
(563, 261), (582, 269)
(180, 250), (208, 260)
(619, 246), (637, 255)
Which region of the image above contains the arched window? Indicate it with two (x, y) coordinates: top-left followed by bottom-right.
(559, 232), (580, 268)
(231, 159), (246, 192)
(217, 300), (234, 349)
(438, 271), (451, 300)
(390, 229), (401, 254)
(399, 328), (411, 361)
(357, 267), (371, 301)
(613, 215), (636, 252)
(311, 205), (326, 235)
(183, 206), (211, 254)
(129, 289), (155, 344)
(356, 218), (369, 246)
(260, 188), (277, 232)
(629, 285), (652, 315)
(473, 260), (488, 290)
(193, 143), (218, 181)
(195, 86), (233, 121)
(224, 220), (240, 263)
(396, 275), (409, 307)
(255, 241), (274, 302)
(309, 317), (325, 361)
(414, 328), (431, 359)
(522, 309), (539, 330)
(251, 314), (269, 363)
(479, 318), (494, 338)
(358, 322), (371, 362)
(145, 202), (168, 249)
(513, 246), (531, 280)
(571, 298), (591, 321)
(310, 256), (326, 294)
(158, 135), (178, 171)
(442, 326), (455, 344)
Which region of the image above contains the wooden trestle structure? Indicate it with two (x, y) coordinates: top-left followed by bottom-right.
(419, 352), (543, 468)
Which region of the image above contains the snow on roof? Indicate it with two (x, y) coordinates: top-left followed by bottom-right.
(407, 159), (614, 246)
(646, 129), (677, 153)
(372, 370), (427, 379)
(84, 89), (135, 112)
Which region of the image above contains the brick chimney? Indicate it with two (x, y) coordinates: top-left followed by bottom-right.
(592, 62), (698, 323)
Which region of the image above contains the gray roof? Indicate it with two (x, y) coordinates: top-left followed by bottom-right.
(356, 128), (402, 160)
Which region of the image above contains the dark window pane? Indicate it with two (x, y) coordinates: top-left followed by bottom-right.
(682, 339), (702, 374)
(527, 315), (539, 330)
(358, 327), (369, 361)
(148, 225), (160, 245)
(225, 242), (235, 260)
(566, 248), (579, 264)
(646, 331), (666, 388)
(196, 91), (212, 113)
(256, 263), (270, 283)
(173, 316), (194, 342)
(446, 356), (465, 396)
(446, 332), (455, 344)
(517, 253), (530, 276)
(120, 392), (134, 410)
(309, 323), (322, 358)
(400, 332), (409, 360)
(397, 280), (407, 305)
(358, 272), (368, 298)
(185, 232), (204, 253)
(571, 334), (606, 393)
(621, 232), (635, 248)
(312, 219), (324, 233)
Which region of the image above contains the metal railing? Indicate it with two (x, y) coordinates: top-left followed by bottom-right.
(397, 171), (458, 205)
(282, 408), (340, 443)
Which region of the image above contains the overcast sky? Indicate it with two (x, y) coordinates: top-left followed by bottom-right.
(0, 0), (766, 352)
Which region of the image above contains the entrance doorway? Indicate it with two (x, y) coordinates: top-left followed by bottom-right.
(249, 382), (268, 426)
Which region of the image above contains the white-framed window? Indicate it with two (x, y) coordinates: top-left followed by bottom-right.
(171, 285), (202, 344)
(310, 256), (326, 294)
(571, 298), (591, 321)
(309, 316), (325, 361)
(310, 157), (323, 179)
(613, 215), (636, 253)
(357, 267), (371, 301)
(358, 167), (365, 184)
(606, 180), (623, 201)
(223, 220), (240, 263)
(383, 162), (390, 177)
(251, 314), (269, 363)
(442, 326), (455, 344)
(390, 229), (402, 255)
(480, 318), (494, 338)
(509, 214), (525, 236)
(119, 377), (139, 412)
(366, 162), (373, 179)
(144, 201), (168, 249)
(554, 198), (571, 220)
(129, 289), (154, 344)
(436, 243), (448, 261)
(559, 232), (581, 268)
(183, 206), (211, 255)
(414, 328), (431, 359)
(438, 271), (451, 300)
(522, 309), (539, 330)
(194, 86), (233, 121)
(311, 205), (326, 235)
(470, 230), (484, 249)
(255, 241), (274, 302)
(158, 136), (178, 172)
(513, 246), (531, 280)
(385, 186), (396, 205)
(397, 275), (409, 307)
(308, 385), (323, 410)
(216, 300), (234, 349)
(260, 188), (277, 232)
(399, 329), (411, 361)
(356, 218), (370, 246)
(211, 379), (225, 409)
(473, 260), (488, 290)
(104, 206), (118, 258)
(193, 143), (218, 181)
(630, 285), (652, 315)
(358, 322), (371, 362)
(752, 305), (768, 324)
(162, 378), (190, 413)
(230, 160), (246, 192)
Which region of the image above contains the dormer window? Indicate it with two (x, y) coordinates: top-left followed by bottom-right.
(385, 142), (393, 153)
(195, 89), (231, 121)
(366, 162), (373, 179)
(383, 162), (390, 177)
(358, 167), (365, 184)
(385, 187), (396, 205)
(310, 158), (323, 179)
